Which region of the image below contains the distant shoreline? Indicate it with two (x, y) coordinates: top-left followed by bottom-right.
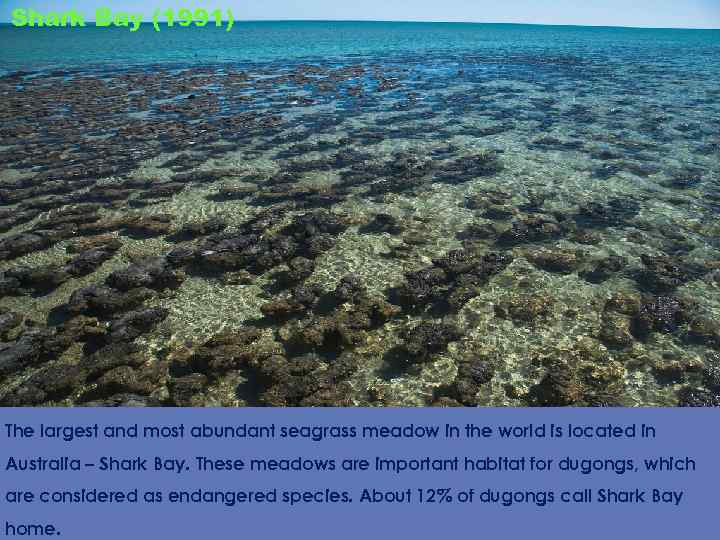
(0, 19), (719, 31)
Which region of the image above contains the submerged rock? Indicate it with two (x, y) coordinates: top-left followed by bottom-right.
(526, 249), (581, 274)
(66, 245), (120, 277)
(359, 213), (404, 235)
(254, 353), (358, 407)
(450, 356), (496, 405)
(172, 217), (227, 239)
(400, 322), (462, 363)
(495, 294), (554, 324)
(677, 386), (720, 407)
(580, 255), (627, 284)
(0, 232), (53, 261)
(599, 311), (634, 348)
(169, 373), (209, 406)
(529, 362), (583, 406)
(107, 307), (169, 342)
(631, 295), (687, 340)
(106, 257), (184, 292)
(392, 250), (512, 313)
(280, 282), (400, 356)
(497, 216), (563, 246)
(0, 310), (23, 341)
(684, 317), (720, 348)
(67, 285), (155, 317)
(436, 150), (504, 184)
(120, 214), (174, 237)
(575, 198), (640, 228)
(0, 328), (73, 380)
(635, 254), (709, 293)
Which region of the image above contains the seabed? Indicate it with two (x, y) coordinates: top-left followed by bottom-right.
(0, 34), (718, 407)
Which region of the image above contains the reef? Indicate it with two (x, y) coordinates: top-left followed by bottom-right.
(0, 46), (718, 407)
(391, 249), (513, 314)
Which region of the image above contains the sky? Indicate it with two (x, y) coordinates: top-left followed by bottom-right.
(2, 0), (720, 28)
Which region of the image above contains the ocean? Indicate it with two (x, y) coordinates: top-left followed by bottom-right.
(0, 21), (718, 407)
(2, 21), (719, 73)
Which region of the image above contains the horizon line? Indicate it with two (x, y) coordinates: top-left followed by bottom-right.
(1, 18), (719, 31)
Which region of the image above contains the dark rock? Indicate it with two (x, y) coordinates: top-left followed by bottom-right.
(393, 251), (511, 313)
(0, 310), (23, 340)
(5, 265), (71, 294)
(636, 254), (708, 293)
(334, 274), (367, 303)
(253, 352), (358, 407)
(106, 257), (184, 291)
(0, 272), (21, 296)
(5, 363), (84, 405)
(453, 357), (495, 405)
(67, 285), (154, 317)
(526, 249), (580, 274)
(261, 298), (306, 319)
(173, 217), (227, 239)
(282, 210), (348, 240)
(188, 329), (265, 375)
(305, 234), (336, 257)
(677, 386), (720, 407)
(90, 365), (158, 398)
(139, 182), (186, 199)
(394, 267), (448, 309)
(401, 322), (462, 363)
(529, 362), (583, 406)
(495, 294), (554, 324)
(0, 232), (53, 261)
(497, 216), (562, 246)
(80, 393), (154, 407)
(166, 245), (197, 267)
(121, 214), (173, 237)
(631, 296), (686, 339)
(457, 222), (498, 241)
(604, 293), (640, 316)
(60, 315), (105, 342)
(431, 397), (463, 407)
(107, 308), (169, 342)
(280, 285), (400, 356)
(684, 317), (720, 348)
(665, 167), (703, 189)
(599, 312), (634, 348)
(652, 361), (687, 384)
(580, 256), (627, 283)
(575, 199), (640, 228)
(437, 151), (504, 184)
(1, 384), (48, 406)
(284, 257), (315, 284)
(0, 332), (43, 377)
(169, 373), (208, 406)
(66, 246), (119, 277)
(359, 213), (404, 235)
(79, 342), (145, 380)
(217, 183), (257, 200)
(66, 234), (122, 254)
(0, 328), (69, 378)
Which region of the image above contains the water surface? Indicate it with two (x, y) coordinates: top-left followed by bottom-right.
(0, 22), (718, 407)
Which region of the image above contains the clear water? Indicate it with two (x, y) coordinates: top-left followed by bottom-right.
(0, 22), (719, 407)
(1, 22), (719, 73)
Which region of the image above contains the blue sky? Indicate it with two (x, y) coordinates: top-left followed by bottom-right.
(2, 0), (720, 28)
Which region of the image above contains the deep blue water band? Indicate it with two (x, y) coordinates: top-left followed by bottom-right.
(1, 21), (719, 75)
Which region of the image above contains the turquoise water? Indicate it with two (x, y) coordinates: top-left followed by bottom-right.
(0, 22), (719, 407)
(1, 22), (719, 73)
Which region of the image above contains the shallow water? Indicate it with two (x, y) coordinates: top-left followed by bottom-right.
(0, 23), (719, 407)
